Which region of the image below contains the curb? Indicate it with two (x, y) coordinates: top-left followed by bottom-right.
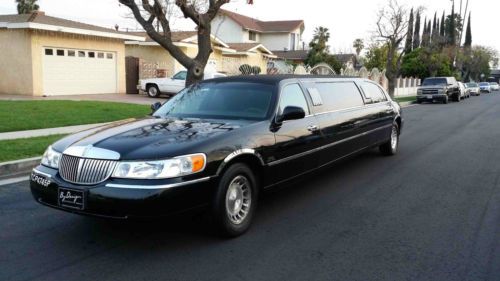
(0, 157), (41, 179)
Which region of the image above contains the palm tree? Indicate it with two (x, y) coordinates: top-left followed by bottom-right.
(311, 26), (330, 52)
(353, 38), (365, 56)
(16, 0), (39, 14)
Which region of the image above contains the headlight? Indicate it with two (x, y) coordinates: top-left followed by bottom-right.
(41, 146), (62, 169)
(112, 153), (206, 179)
(438, 89), (444, 94)
(417, 89), (423, 95)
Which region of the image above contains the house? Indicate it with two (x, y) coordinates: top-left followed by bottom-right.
(489, 69), (500, 83)
(211, 9), (305, 52)
(334, 53), (359, 69)
(0, 11), (144, 96)
(221, 43), (275, 74)
(125, 31), (233, 77)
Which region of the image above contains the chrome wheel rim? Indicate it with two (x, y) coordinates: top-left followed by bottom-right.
(148, 87), (158, 96)
(391, 126), (398, 150)
(225, 175), (252, 225)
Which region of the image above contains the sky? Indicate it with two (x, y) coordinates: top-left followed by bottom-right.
(0, 0), (498, 54)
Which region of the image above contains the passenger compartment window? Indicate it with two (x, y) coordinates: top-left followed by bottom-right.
(361, 82), (387, 103)
(307, 88), (323, 106)
(279, 84), (310, 115)
(314, 82), (364, 112)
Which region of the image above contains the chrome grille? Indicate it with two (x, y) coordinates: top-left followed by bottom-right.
(422, 89), (439, 95)
(59, 155), (117, 185)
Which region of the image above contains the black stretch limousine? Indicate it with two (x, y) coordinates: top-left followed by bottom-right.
(31, 75), (403, 237)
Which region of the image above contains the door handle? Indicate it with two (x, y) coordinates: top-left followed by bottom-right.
(307, 125), (319, 132)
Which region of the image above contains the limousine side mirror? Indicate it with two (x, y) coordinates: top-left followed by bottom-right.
(150, 102), (162, 114)
(277, 106), (306, 123)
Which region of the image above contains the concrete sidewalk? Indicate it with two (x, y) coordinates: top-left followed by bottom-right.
(0, 123), (109, 141)
(0, 93), (165, 105)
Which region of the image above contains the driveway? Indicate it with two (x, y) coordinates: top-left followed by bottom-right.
(1, 94), (499, 281)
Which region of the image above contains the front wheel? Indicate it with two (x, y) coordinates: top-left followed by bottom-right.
(212, 163), (258, 237)
(380, 123), (399, 156)
(146, 85), (160, 98)
(443, 96), (449, 104)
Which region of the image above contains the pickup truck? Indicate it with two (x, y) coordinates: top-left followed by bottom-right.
(139, 71), (226, 98)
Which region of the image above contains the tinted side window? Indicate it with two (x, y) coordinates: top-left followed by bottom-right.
(314, 82), (364, 111)
(362, 82), (387, 103)
(279, 84), (309, 115)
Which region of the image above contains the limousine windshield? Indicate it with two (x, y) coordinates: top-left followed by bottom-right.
(153, 82), (275, 120)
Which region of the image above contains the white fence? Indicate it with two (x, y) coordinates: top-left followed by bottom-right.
(393, 77), (421, 97)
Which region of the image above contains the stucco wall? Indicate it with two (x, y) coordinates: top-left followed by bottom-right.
(126, 43), (225, 77)
(260, 33), (291, 51)
(0, 29), (34, 95)
(30, 30), (126, 96)
(211, 16), (245, 43)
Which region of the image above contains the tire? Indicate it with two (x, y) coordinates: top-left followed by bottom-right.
(212, 163), (258, 237)
(443, 96), (449, 104)
(380, 123), (399, 156)
(146, 85), (160, 98)
(455, 93), (461, 102)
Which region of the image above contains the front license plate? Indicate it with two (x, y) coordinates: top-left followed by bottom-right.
(58, 188), (85, 210)
(426, 95), (433, 99)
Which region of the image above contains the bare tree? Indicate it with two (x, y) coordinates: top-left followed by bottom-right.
(375, 0), (408, 97)
(119, 0), (230, 86)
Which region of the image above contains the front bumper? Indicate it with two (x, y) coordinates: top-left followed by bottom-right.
(30, 165), (215, 219)
(416, 94), (448, 102)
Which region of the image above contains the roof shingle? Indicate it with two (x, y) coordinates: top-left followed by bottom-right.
(220, 9), (304, 33)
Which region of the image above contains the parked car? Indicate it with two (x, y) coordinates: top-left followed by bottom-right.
(139, 70), (227, 98)
(30, 75), (403, 237)
(479, 82), (492, 93)
(466, 82), (480, 96)
(490, 82), (500, 91)
(416, 77), (460, 104)
(458, 82), (470, 99)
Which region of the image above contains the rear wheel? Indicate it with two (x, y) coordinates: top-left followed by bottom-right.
(212, 163), (258, 237)
(380, 123), (399, 156)
(146, 85), (160, 98)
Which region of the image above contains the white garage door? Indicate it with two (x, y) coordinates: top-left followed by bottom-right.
(42, 47), (117, 95)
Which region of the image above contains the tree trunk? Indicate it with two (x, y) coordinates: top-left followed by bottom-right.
(185, 62), (206, 87)
(388, 76), (396, 98)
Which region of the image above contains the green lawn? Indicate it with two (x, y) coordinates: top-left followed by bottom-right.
(0, 134), (67, 162)
(394, 96), (417, 103)
(0, 100), (149, 133)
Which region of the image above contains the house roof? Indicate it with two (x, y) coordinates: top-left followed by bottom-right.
(220, 9), (304, 33)
(126, 31), (230, 49)
(0, 11), (144, 41)
(272, 50), (308, 61)
(226, 43), (273, 55)
(334, 53), (357, 64)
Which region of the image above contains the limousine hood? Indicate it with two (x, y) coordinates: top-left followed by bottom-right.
(52, 117), (247, 160)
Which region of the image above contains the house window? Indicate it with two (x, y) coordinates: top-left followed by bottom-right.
(88, 52), (95, 58)
(45, 49), (53, 55)
(249, 31), (257, 41)
(97, 52), (104, 58)
(78, 51), (85, 57)
(68, 50), (75, 57)
(106, 53), (113, 59)
(56, 49), (65, 56)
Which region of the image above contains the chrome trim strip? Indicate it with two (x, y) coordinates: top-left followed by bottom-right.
(268, 124), (393, 167)
(63, 145), (120, 160)
(32, 169), (52, 178)
(105, 177), (212, 190)
(223, 149), (264, 164)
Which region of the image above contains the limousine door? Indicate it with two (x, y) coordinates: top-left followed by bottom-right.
(306, 81), (368, 166)
(266, 83), (323, 184)
(358, 82), (394, 145)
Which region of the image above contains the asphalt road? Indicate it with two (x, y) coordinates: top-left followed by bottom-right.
(1, 94), (500, 281)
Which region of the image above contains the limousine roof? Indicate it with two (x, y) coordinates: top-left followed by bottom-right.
(205, 75), (361, 85)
